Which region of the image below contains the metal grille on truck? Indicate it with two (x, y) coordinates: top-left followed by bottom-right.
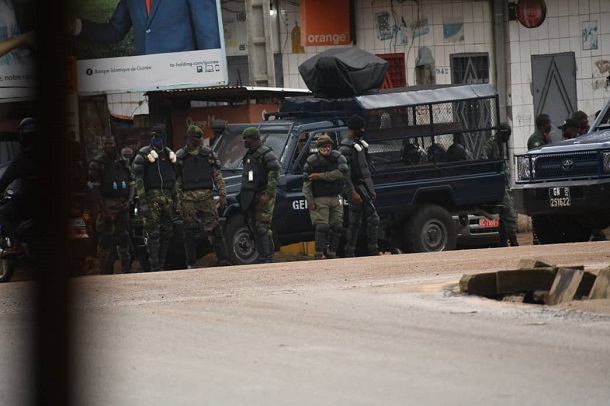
(533, 151), (599, 179)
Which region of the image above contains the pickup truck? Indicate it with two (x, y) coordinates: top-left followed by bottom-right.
(512, 103), (610, 244)
(207, 83), (506, 265)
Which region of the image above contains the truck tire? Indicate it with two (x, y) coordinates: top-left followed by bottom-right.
(402, 205), (457, 253)
(533, 215), (592, 244)
(0, 258), (17, 283)
(225, 216), (258, 265)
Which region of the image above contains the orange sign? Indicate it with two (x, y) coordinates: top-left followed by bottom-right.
(301, 0), (351, 46)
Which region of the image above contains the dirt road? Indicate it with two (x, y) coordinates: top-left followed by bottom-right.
(1, 239), (609, 405)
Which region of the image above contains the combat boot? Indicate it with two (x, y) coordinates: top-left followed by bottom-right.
(498, 222), (508, 247)
(508, 234), (519, 247)
(314, 252), (324, 260)
(210, 226), (232, 266)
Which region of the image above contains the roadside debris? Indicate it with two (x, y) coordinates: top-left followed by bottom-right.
(459, 258), (610, 305)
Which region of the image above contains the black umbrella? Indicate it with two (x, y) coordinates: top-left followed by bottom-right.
(298, 47), (389, 98)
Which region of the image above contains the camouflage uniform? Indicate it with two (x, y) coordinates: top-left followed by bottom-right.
(88, 151), (135, 274)
(239, 129), (280, 263)
(176, 142), (230, 268)
(302, 136), (348, 259)
(482, 130), (518, 246)
(133, 141), (178, 272)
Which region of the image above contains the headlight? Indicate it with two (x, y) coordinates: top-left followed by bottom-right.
(516, 156), (531, 181)
(603, 151), (610, 173)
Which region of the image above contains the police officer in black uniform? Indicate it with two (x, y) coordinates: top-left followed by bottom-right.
(339, 115), (380, 257)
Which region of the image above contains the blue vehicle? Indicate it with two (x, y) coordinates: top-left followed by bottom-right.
(212, 84), (506, 264)
(513, 102), (610, 244)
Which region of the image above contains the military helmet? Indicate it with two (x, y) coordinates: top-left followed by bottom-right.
(242, 127), (260, 139)
(18, 117), (38, 145)
(316, 134), (333, 147)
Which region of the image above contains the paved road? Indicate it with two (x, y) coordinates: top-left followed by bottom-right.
(1, 241), (609, 405)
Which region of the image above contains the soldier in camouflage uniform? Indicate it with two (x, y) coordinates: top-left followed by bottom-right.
(482, 122), (518, 247)
(303, 134), (348, 260)
(132, 124), (178, 272)
(176, 125), (231, 268)
(238, 127), (280, 263)
(339, 115), (380, 257)
(88, 135), (135, 274)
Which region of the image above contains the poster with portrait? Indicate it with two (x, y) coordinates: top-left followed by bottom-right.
(70, 0), (228, 94)
(0, 0), (36, 102)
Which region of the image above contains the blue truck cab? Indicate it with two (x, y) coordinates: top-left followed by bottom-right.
(513, 102), (610, 243)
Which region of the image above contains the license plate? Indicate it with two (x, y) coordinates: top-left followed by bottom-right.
(549, 187), (571, 207)
(479, 217), (499, 228)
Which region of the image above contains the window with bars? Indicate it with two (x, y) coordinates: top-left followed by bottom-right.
(450, 53), (489, 84)
(376, 53), (407, 88)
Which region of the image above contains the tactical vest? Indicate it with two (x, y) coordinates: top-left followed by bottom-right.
(97, 159), (131, 198)
(179, 148), (213, 191)
(341, 139), (371, 182)
(241, 146), (272, 192)
(308, 152), (343, 197)
(142, 149), (176, 190)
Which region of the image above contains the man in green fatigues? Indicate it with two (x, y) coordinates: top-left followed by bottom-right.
(303, 134), (348, 259)
(88, 135), (135, 274)
(132, 124), (178, 272)
(238, 127), (280, 263)
(527, 114), (552, 244)
(482, 123), (518, 247)
(527, 113), (552, 150)
(175, 125), (231, 268)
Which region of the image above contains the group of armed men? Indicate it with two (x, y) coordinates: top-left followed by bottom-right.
(88, 123), (231, 274)
(88, 114), (381, 274)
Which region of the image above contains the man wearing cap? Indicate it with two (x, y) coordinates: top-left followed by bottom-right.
(339, 114), (380, 257)
(88, 135), (136, 274)
(559, 118), (580, 140)
(132, 124), (178, 272)
(482, 123), (518, 247)
(175, 125), (231, 268)
(239, 127), (280, 263)
(571, 110), (590, 135)
(303, 134), (349, 260)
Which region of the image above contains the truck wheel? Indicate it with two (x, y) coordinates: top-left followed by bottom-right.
(533, 215), (592, 244)
(0, 258), (17, 283)
(225, 216), (258, 265)
(402, 205), (457, 253)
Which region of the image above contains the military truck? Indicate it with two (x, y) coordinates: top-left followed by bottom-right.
(210, 83), (506, 265)
(512, 102), (610, 244)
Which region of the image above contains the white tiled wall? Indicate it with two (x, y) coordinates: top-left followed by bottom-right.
(507, 0), (610, 153)
(279, 0), (494, 89)
(273, 0), (610, 155)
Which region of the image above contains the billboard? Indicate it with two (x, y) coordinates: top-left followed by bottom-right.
(70, 0), (228, 94)
(0, 0), (37, 102)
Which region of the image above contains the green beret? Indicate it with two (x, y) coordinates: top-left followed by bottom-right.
(187, 125), (203, 137)
(242, 127), (260, 138)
